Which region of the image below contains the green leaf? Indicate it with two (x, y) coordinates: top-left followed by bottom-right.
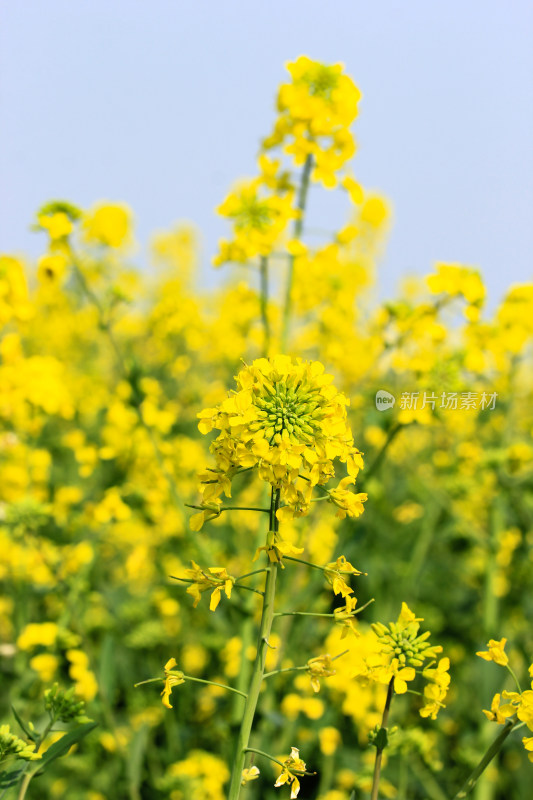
(0, 767), (24, 789)
(127, 723), (149, 799)
(27, 722), (97, 779)
(374, 726), (389, 751)
(11, 706), (37, 742)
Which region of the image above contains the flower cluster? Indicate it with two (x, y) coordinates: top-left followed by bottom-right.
(36, 200), (131, 253)
(213, 180), (295, 265)
(478, 639), (533, 761)
(0, 725), (41, 764)
(195, 355), (365, 526)
(44, 683), (88, 723)
(264, 56), (361, 188)
(0, 256), (32, 326)
(427, 262), (486, 321)
(357, 603), (449, 718)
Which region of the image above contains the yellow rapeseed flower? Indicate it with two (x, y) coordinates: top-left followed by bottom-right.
(183, 561), (235, 611)
(195, 356), (365, 524)
(274, 746), (308, 798)
(476, 638), (509, 666)
(307, 654), (336, 693)
(161, 657), (185, 709)
(241, 766), (260, 784)
(83, 203), (132, 248)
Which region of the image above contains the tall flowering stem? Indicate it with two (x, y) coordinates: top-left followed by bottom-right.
(281, 153), (313, 352)
(259, 256), (270, 356)
(192, 356), (366, 797)
(452, 718), (517, 799)
(227, 488), (281, 800)
(370, 678), (394, 800)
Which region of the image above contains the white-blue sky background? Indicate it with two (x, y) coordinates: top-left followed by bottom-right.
(1, 1), (532, 305)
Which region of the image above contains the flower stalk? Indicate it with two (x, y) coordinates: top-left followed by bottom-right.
(281, 153), (313, 351)
(452, 717), (517, 799)
(259, 255), (270, 355)
(227, 488), (281, 800)
(370, 678), (394, 800)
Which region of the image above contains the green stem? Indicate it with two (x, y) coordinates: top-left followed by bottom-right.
(317, 751), (336, 797)
(134, 678), (163, 687)
(506, 664), (522, 694)
(397, 751), (408, 800)
(259, 256), (270, 355)
(274, 611), (337, 618)
(183, 675), (247, 698)
(184, 504), (270, 513)
(409, 757), (449, 800)
(475, 500), (505, 800)
(227, 489), (281, 800)
(223, 506), (270, 513)
(16, 717), (55, 800)
(263, 665), (308, 680)
(236, 569), (267, 582)
(274, 598), (374, 618)
(452, 718), (517, 799)
(169, 576), (264, 598)
(362, 423), (404, 484)
(281, 154), (313, 352)
(283, 555), (326, 572)
(370, 679), (394, 800)
(244, 747), (285, 769)
(244, 746), (315, 776)
(135, 675), (246, 697)
(264, 649), (347, 680)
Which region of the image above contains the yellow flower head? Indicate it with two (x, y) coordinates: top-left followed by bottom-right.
(366, 604), (447, 716)
(254, 534), (304, 567)
(0, 256), (30, 326)
(307, 654), (336, 693)
(83, 203), (132, 249)
(523, 736), (533, 763)
(183, 561), (235, 611)
(241, 766), (260, 785)
(263, 57), (361, 186)
(427, 262), (486, 320)
(419, 680), (449, 720)
(214, 180), (295, 265)
(333, 595), (360, 638)
(0, 725), (42, 762)
(327, 476), (367, 519)
(482, 692), (516, 725)
(196, 356), (364, 523)
(274, 746), (308, 799)
(37, 254), (68, 285)
(36, 200), (81, 241)
(161, 657), (185, 709)
(516, 689), (533, 729)
(372, 605), (442, 670)
(324, 555), (363, 597)
(476, 638), (509, 667)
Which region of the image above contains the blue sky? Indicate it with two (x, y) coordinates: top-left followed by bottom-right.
(1, 1), (532, 305)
